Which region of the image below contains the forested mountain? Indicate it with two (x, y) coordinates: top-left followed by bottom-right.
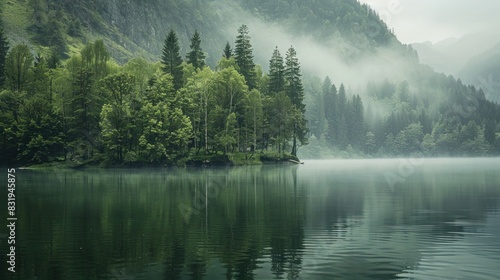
(1, 0), (499, 166)
(459, 41), (500, 103)
(412, 33), (500, 76)
(412, 33), (500, 103)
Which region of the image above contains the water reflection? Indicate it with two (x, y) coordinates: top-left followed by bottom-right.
(1, 159), (499, 280)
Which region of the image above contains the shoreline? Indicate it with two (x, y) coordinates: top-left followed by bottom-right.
(17, 152), (302, 170)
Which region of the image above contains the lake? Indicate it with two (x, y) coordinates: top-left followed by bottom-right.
(1, 158), (500, 279)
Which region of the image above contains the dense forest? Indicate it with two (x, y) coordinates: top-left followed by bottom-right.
(1, 0), (500, 166)
(0, 21), (313, 166)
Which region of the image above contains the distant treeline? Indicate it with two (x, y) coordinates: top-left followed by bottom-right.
(302, 75), (500, 158)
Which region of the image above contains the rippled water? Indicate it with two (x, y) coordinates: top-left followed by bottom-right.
(1, 158), (500, 279)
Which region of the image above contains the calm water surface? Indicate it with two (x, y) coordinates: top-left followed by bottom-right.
(1, 158), (500, 279)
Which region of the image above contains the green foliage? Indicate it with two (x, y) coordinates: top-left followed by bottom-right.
(137, 74), (192, 163)
(364, 131), (376, 155)
(268, 47), (285, 95)
(0, 27), (8, 89)
(27, 0), (67, 55)
(244, 89), (264, 152)
(3, 19), (500, 166)
(234, 24), (256, 90)
(161, 29), (184, 90)
(223, 42), (232, 59)
(5, 44), (33, 92)
(122, 57), (156, 93)
(187, 30), (206, 70)
(17, 98), (64, 164)
(268, 92), (294, 154)
(284, 46), (307, 155)
(81, 40), (110, 80)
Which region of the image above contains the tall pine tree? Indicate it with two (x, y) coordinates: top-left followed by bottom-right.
(323, 77), (337, 142)
(234, 24), (256, 89)
(223, 42), (232, 58)
(284, 46), (307, 156)
(268, 46), (284, 95)
(161, 29), (183, 90)
(336, 83), (347, 146)
(187, 30), (205, 69)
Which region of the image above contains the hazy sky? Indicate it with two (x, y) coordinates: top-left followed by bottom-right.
(358, 0), (500, 44)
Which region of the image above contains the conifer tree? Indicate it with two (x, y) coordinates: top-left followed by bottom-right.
(234, 25), (256, 89)
(335, 83), (347, 145)
(284, 45), (307, 156)
(268, 46), (284, 95)
(323, 77), (338, 144)
(161, 29), (183, 90)
(223, 42), (232, 59)
(187, 30), (205, 69)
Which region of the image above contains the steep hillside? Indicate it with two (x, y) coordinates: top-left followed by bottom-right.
(412, 33), (500, 76)
(458, 41), (500, 103)
(412, 32), (500, 103)
(1, 0), (413, 66)
(1, 0), (229, 64)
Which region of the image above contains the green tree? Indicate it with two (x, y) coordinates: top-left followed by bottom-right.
(306, 77), (327, 139)
(484, 119), (496, 146)
(218, 112), (237, 155)
(16, 96), (64, 164)
(268, 47), (285, 95)
(335, 83), (347, 146)
(123, 57), (156, 94)
(364, 131), (376, 155)
(284, 46), (307, 156)
(244, 89), (263, 154)
(161, 29), (184, 90)
(67, 66), (98, 160)
(210, 67), (248, 152)
(0, 90), (21, 163)
(234, 24), (256, 89)
(269, 92), (294, 154)
(0, 27), (8, 89)
(183, 67), (215, 153)
(187, 30), (206, 70)
(349, 94), (365, 148)
(223, 42), (232, 59)
(139, 74), (191, 163)
(100, 103), (132, 162)
(28, 54), (50, 98)
(5, 44), (33, 92)
(323, 79), (338, 145)
(213, 66), (248, 116)
(99, 73), (135, 162)
(81, 40), (110, 80)
(393, 122), (424, 155)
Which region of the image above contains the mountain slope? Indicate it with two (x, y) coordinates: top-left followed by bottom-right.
(412, 33), (500, 76)
(1, 0), (412, 66)
(412, 32), (500, 102)
(458, 41), (500, 103)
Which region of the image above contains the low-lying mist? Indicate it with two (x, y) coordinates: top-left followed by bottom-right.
(223, 12), (417, 96)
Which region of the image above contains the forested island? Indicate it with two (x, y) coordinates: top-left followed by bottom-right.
(1, 0), (500, 168)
